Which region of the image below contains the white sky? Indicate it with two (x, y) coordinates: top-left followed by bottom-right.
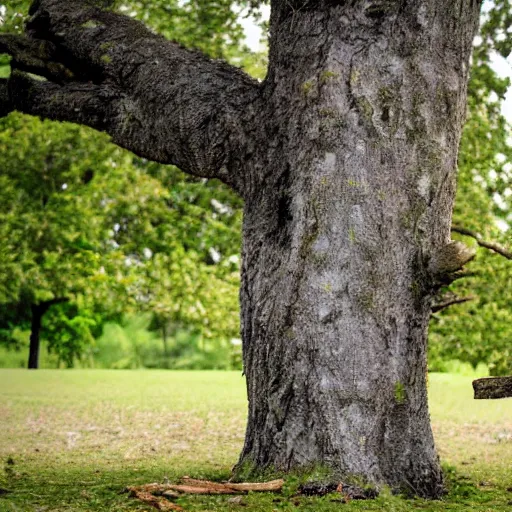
(239, 6), (269, 51)
(491, 53), (512, 120)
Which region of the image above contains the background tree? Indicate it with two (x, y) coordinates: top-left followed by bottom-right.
(0, 113), (123, 368)
(0, 0), (261, 368)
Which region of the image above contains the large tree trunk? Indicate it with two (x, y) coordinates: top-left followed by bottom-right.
(0, 0), (481, 498)
(237, 1), (480, 497)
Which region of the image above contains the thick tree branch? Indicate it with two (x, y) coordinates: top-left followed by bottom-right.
(6, 72), (117, 130)
(0, 0), (261, 194)
(39, 297), (70, 314)
(0, 34), (73, 81)
(452, 226), (512, 260)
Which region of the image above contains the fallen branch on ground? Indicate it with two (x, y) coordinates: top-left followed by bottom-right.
(181, 477), (285, 492)
(473, 376), (512, 399)
(126, 483), (180, 497)
(127, 478), (285, 510)
(128, 489), (184, 511)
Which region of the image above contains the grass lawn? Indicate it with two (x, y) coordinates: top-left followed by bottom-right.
(0, 370), (511, 511)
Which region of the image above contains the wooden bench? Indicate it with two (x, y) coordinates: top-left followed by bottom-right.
(473, 377), (512, 399)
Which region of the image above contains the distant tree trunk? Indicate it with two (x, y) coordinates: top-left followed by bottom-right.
(162, 323), (169, 356)
(0, 0), (481, 497)
(27, 299), (68, 369)
(28, 303), (44, 369)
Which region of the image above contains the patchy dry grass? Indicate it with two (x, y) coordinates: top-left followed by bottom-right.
(0, 370), (511, 511)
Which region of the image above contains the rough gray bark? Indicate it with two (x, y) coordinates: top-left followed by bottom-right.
(473, 377), (512, 399)
(0, 0), (482, 497)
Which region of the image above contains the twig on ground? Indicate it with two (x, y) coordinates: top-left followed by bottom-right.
(181, 477), (284, 492)
(127, 477), (285, 510)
